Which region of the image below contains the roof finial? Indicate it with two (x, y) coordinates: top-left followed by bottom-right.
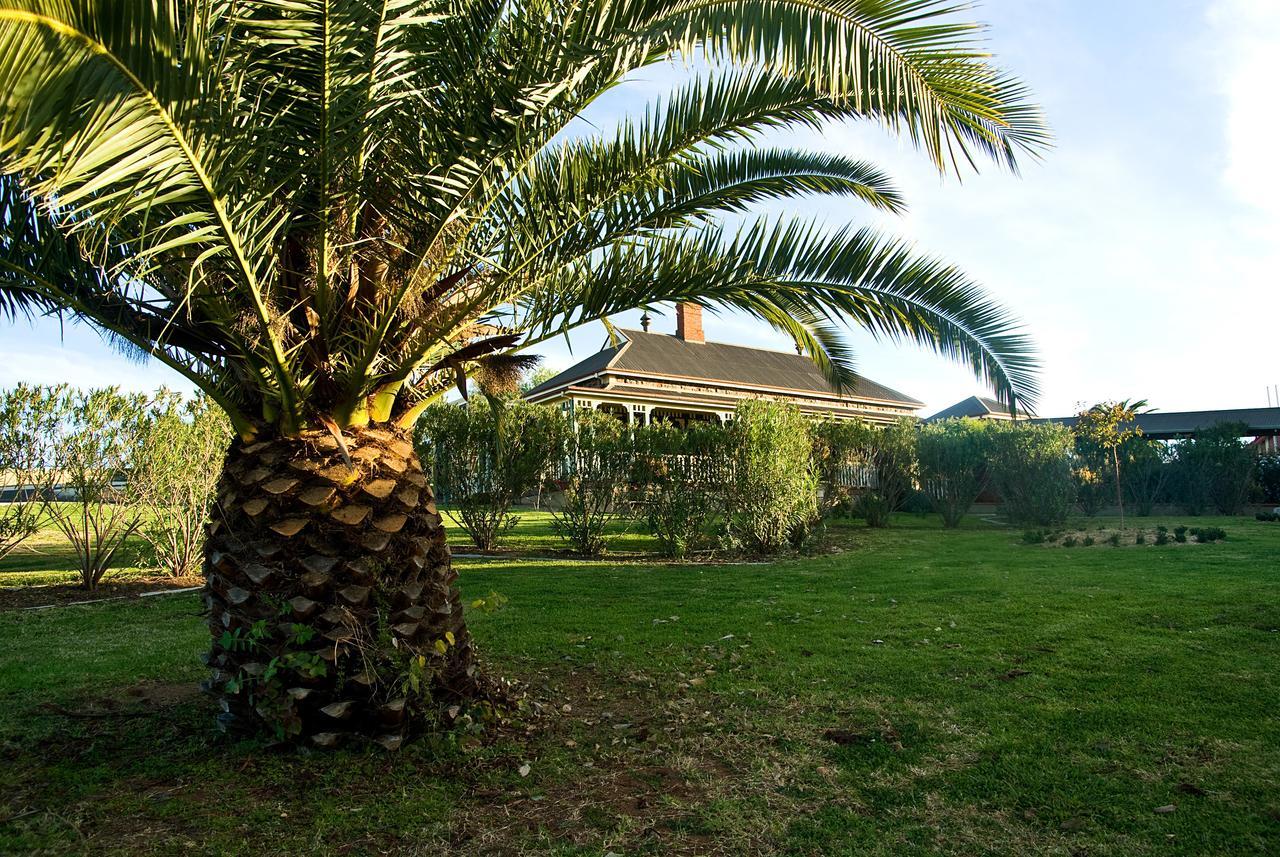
(640, 311), (651, 332)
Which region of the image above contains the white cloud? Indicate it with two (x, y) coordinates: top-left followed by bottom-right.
(1210, 0), (1280, 225)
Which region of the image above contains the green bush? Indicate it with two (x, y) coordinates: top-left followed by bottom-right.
(811, 419), (871, 517)
(1171, 423), (1255, 516)
(723, 400), (819, 554)
(416, 399), (564, 550)
(551, 409), (630, 555)
(988, 422), (1076, 526)
(131, 392), (230, 577)
(1258, 456), (1280, 504)
(862, 419), (918, 528)
(1193, 526), (1226, 543)
(44, 388), (149, 590)
(1123, 438), (1172, 516)
(629, 421), (729, 557)
(0, 384), (64, 561)
(1082, 535), (1095, 547)
(1174, 525), (1188, 543)
(917, 418), (993, 528)
(1062, 535), (1078, 547)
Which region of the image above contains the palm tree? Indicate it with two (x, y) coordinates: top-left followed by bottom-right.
(0, 0), (1047, 746)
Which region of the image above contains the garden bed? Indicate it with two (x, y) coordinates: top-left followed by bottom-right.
(1021, 523), (1227, 548)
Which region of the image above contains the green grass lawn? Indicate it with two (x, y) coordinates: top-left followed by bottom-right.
(2, 513), (1278, 855)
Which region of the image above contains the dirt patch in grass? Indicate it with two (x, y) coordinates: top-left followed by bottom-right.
(37, 680), (202, 720)
(0, 577), (201, 611)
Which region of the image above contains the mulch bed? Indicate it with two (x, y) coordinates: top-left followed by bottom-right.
(0, 578), (202, 612)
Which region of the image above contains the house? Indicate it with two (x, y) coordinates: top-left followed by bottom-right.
(523, 303), (923, 426)
(925, 395), (1023, 422)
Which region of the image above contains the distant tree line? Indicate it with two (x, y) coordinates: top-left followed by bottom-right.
(6, 387), (1271, 587)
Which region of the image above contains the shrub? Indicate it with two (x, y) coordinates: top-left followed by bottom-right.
(1194, 526), (1226, 543)
(1074, 465), (1109, 517)
(1062, 535), (1078, 547)
(1256, 510), (1278, 522)
(988, 422), (1076, 526)
(417, 399), (563, 549)
(1174, 525), (1188, 543)
(1082, 535), (1095, 547)
(862, 419), (918, 527)
(1135, 531), (1146, 544)
(855, 491), (894, 528)
(1258, 456), (1280, 504)
(629, 421), (729, 557)
(1071, 399), (1147, 527)
(131, 392), (230, 577)
(1107, 532), (1121, 547)
(1170, 423), (1255, 516)
(1155, 530), (1169, 545)
(917, 418), (993, 528)
(0, 384), (64, 561)
(44, 388), (148, 590)
(723, 400), (819, 554)
(551, 409), (630, 555)
(1124, 438), (1172, 516)
(1021, 529), (1046, 545)
(811, 419), (871, 517)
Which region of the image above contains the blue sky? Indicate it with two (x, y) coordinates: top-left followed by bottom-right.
(2, 0), (1276, 417)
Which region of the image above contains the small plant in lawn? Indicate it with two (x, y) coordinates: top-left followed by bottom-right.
(44, 388), (149, 590)
(131, 392), (230, 577)
(1071, 398), (1148, 530)
(1108, 532), (1121, 546)
(417, 399), (564, 550)
(988, 422), (1076, 526)
(916, 418), (992, 528)
(629, 421), (729, 558)
(1136, 531), (1146, 545)
(1083, 535), (1096, 547)
(551, 410), (631, 555)
(1062, 535), (1078, 547)
(0, 384), (63, 561)
(723, 400), (820, 554)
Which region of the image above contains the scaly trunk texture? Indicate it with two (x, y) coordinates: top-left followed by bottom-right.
(202, 425), (486, 748)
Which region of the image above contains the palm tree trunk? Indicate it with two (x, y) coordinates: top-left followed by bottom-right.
(202, 425), (488, 748)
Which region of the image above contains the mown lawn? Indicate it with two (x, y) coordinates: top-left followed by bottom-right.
(1, 513), (1278, 855)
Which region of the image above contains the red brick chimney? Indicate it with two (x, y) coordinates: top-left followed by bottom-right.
(675, 302), (704, 343)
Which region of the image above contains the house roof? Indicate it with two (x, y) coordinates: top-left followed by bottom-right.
(1039, 407), (1280, 439)
(925, 395), (1020, 422)
(524, 329), (923, 406)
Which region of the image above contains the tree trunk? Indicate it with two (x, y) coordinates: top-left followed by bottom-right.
(202, 425), (489, 749)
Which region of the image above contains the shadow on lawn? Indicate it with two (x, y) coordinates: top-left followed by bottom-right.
(0, 668), (757, 856)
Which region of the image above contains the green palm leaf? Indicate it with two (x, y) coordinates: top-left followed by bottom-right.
(0, 0), (1048, 433)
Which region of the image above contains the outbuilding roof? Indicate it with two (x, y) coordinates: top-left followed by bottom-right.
(1040, 407), (1280, 439)
(925, 394), (1021, 421)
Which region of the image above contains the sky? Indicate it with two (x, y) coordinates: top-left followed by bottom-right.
(2, 0), (1277, 418)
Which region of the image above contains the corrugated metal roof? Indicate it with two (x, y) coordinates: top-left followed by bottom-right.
(1041, 408), (1280, 439)
(527, 329), (922, 406)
